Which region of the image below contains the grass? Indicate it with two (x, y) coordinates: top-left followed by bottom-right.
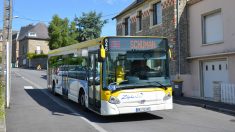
(0, 81), (4, 120)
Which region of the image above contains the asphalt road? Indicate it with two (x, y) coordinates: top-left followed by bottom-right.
(6, 68), (235, 132)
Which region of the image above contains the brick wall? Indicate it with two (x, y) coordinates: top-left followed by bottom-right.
(116, 0), (190, 76)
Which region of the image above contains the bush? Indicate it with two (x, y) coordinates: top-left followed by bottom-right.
(27, 53), (48, 59)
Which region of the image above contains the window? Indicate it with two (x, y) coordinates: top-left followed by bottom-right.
(124, 17), (131, 35)
(35, 46), (41, 54)
(137, 11), (142, 31)
(202, 9), (223, 44)
(153, 2), (162, 25)
(28, 32), (37, 37)
(219, 64), (222, 70)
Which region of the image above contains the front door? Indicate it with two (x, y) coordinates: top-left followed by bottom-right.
(88, 52), (101, 112)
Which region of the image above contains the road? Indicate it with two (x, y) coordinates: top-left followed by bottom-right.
(6, 68), (235, 132)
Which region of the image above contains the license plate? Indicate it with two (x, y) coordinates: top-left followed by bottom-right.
(136, 107), (151, 112)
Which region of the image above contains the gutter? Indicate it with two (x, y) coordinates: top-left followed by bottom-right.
(187, 51), (235, 59)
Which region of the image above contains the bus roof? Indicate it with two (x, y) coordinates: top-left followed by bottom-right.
(48, 36), (167, 56)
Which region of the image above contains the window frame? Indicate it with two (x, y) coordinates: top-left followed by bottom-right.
(202, 9), (223, 45)
(136, 10), (143, 32)
(124, 17), (131, 36)
(152, 2), (162, 26)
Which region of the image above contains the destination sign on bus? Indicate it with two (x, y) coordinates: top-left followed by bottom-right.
(107, 37), (166, 51)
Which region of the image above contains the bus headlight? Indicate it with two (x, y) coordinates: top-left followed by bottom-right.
(163, 92), (172, 101)
(109, 96), (120, 104)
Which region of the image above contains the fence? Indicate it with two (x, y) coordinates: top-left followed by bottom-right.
(221, 83), (235, 104)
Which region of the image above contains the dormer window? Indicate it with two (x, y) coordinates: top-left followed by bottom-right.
(28, 32), (37, 37)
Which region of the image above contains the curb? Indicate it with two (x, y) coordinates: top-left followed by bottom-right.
(0, 115), (6, 132)
(174, 99), (235, 116)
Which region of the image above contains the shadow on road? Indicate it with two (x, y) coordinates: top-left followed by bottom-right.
(25, 88), (164, 123)
(25, 88), (79, 116)
(40, 75), (47, 80)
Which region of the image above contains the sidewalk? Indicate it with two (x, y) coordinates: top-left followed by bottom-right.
(174, 96), (235, 116)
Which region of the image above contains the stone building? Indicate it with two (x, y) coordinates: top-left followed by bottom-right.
(113, 0), (190, 95)
(12, 32), (19, 67)
(18, 23), (50, 69)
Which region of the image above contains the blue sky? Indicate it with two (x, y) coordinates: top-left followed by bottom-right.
(0, 0), (134, 36)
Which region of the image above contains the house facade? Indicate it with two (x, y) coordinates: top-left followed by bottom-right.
(114, 0), (235, 101)
(12, 32), (19, 67)
(18, 23), (50, 69)
(187, 0), (235, 100)
(114, 0), (191, 95)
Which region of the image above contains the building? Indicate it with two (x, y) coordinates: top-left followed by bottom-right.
(187, 0), (235, 100)
(12, 32), (19, 67)
(18, 23), (50, 69)
(114, 0), (235, 102)
(113, 0), (190, 94)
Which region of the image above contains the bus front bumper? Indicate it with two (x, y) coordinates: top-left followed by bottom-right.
(100, 98), (173, 116)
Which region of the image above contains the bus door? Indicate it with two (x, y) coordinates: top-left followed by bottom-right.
(62, 65), (69, 98)
(88, 52), (101, 112)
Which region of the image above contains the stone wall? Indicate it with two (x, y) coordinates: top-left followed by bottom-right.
(18, 38), (49, 68)
(30, 57), (47, 69)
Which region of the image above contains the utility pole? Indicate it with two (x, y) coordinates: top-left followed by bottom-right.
(2, 0), (13, 108)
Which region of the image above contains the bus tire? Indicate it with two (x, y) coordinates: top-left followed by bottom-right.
(52, 81), (57, 96)
(79, 89), (87, 111)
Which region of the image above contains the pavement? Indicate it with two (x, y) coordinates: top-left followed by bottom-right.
(174, 96), (235, 116)
(4, 68), (235, 132)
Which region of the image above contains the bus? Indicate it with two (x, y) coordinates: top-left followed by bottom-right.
(47, 36), (173, 115)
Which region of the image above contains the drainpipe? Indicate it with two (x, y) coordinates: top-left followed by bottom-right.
(176, 0), (181, 78)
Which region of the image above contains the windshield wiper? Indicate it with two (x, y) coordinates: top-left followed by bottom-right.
(148, 81), (168, 90)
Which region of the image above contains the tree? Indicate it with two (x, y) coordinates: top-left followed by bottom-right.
(48, 15), (78, 50)
(75, 11), (107, 42)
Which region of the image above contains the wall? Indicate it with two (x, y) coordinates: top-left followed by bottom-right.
(116, 0), (190, 76)
(28, 39), (49, 54)
(187, 0), (235, 98)
(30, 57), (47, 69)
(189, 0), (235, 57)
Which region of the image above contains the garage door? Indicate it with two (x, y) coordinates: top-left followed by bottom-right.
(203, 60), (228, 98)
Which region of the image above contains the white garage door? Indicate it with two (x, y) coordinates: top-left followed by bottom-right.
(203, 60), (228, 98)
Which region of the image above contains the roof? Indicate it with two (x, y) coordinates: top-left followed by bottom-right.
(18, 23), (49, 41)
(113, 0), (145, 19)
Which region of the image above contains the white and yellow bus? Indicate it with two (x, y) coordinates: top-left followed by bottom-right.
(47, 36), (173, 115)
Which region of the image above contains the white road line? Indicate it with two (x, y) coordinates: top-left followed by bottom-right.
(15, 71), (108, 132)
(24, 86), (34, 89)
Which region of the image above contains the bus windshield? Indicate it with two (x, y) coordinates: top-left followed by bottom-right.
(104, 49), (170, 91)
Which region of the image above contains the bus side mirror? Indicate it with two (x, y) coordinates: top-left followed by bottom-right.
(98, 45), (106, 62)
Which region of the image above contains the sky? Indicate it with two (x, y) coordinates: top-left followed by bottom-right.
(0, 0), (134, 36)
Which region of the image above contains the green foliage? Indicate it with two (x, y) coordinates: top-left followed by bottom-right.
(27, 53), (48, 60)
(75, 11), (108, 42)
(48, 11), (107, 50)
(0, 81), (5, 120)
(48, 15), (78, 50)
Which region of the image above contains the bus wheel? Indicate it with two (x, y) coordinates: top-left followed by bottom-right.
(79, 90), (87, 111)
(52, 81), (57, 96)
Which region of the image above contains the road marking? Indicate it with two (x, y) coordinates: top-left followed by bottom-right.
(15, 71), (108, 132)
(24, 86), (34, 89)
